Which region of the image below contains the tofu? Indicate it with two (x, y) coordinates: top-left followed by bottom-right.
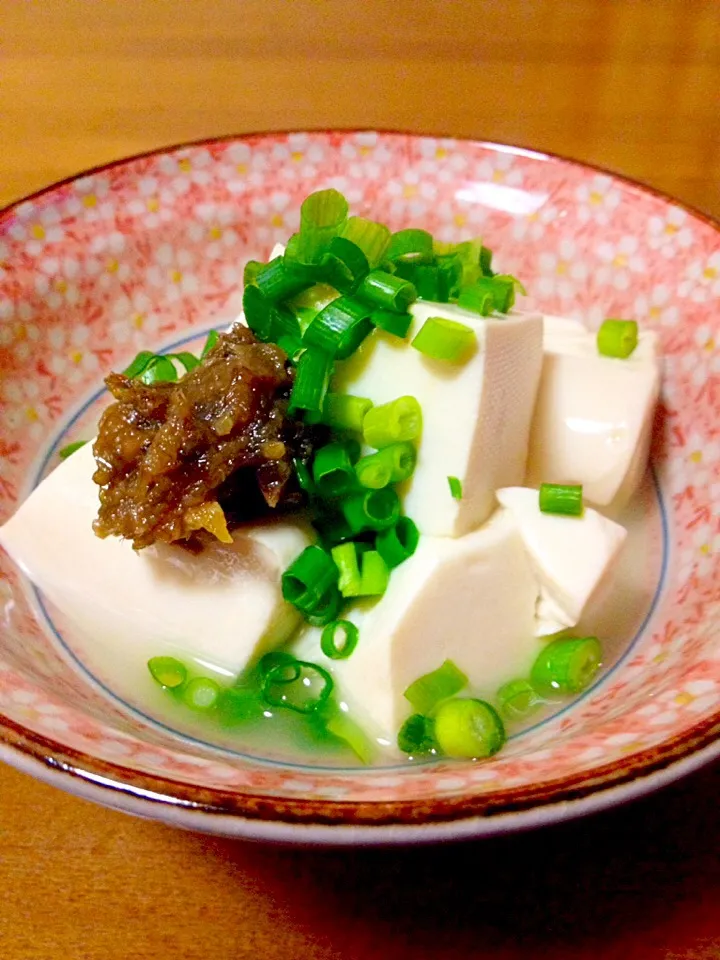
(526, 316), (660, 511)
(0, 444), (312, 678)
(334, 301), (544, 537)
(293, 508), (541, 743)
(497, 486), (627, 636)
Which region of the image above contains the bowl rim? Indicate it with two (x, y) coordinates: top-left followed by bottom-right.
(1, 129), (718, 840)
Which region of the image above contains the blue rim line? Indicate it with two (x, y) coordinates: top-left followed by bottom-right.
(28, 325), (669, 774)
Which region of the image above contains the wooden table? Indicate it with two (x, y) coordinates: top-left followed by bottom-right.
(1, 3), (719, 957)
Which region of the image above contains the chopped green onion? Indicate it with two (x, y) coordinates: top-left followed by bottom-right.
(258, 650), (297, 677)
(243, 259), (265, 287)
(289, 347), (333, 414)
(357, 550), (390, 596)
(262, 659), (334, 714)
(375, 516), (420, 568)
(58, 440), (86, 460)
(281, 545), (339, 615)
(355, 442), (417, 489)
(340, 217), (391, 268)
(411, 263), (441, 301)
(148, 655), (187, 690)
(312, 441), (357, 499)
(321, 620), (359, 660)
(362, 396), (422, 448)
(123, 350), (156, 379)
(386, 228), (434, 264)
(397, 713), (436, 755)
(200, 330), (219, 358)
(331, 542), (362, 596)
(298, 189), (349, 263)
(597, 319), (639, 359)
(242, 284), (274, 342)
(168, 351), (201, 374)
(539, 482), (583, 517)
(313, 512), (354, 546)
(341, 488), (400, 534)
(370, 309), (413, 339)
(303, 296), (373, 359)
(448, 476), (463, 500)
(437, 256), (463, 302)
(322, 703), (374, 764)
(139, 356), (177, 384)
(357, 270), (417, 313)
(530, 636), (603, 696)
(456, 284), (495, 317)
(433, 697), (506, 759)
(321, 393), (373, 433)
(276, 333), (304, 360)
(321, 236), (370, 291)
(496, 678), (543, 720)
(287, 283), (340, 330)
(305, 585), (344, 627)
(183, 677), (221, 711)
(293, 458), (315, 496)
(412, 316), (477, 363)
(403, 659), (468, 715)
(479, 245), (494, 277)
(489, 275), (518, 313)
(255, 256), (312, 302)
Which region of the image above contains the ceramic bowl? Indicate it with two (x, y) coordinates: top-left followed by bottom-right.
(0, 131), (718, 844)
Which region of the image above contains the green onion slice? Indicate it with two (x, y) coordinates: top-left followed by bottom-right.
(320, 619), (359, 660)
(530, 636), (603, 696)
(331, 542), (362, 596)
(200, 329), (219, 358)
(58, 440), (87, 460)
(496, 678), (543, 720)
(357, 270), (417, 313)
(321, 236), (370, 291)
(322, 703), (374, 764)
(433, 697), (506, 759)
(340, 216), (391, 268)
(448, 476), (463, 500)
(312, 441), (358, 499)
(370, 309), (413, 339)
(397, 713), (436, 756)
(305, 585), (344, 627)
(183, 676), (221, 711)
(262, 659), (334, 714)
(403, 659), (468, 715)
(297, 189), (349, 263)
(539, 482), (583, 517)
(375, 516), (419, 568)
(303, 296), (373, 359)
(281, 545), (339, 615)
(255, 256), (313, 302)
(289, 347), (333, 414)
(168, 351), (201, 374)
(355, 442), (417, 490)
(148, 655), (187, 690)
(412, 317), (477, 363)
(341, 488), (400, 535)
(362, 396), (422, 449)
(321, 393), (373, 433)
(597, 319), (639, 358)
(386, 228), (434, 264)
(139, 356), (177, 384)
(123, 350), (156, 379)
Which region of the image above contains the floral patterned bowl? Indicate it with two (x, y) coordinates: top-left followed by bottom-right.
(0, 132), (718, 844)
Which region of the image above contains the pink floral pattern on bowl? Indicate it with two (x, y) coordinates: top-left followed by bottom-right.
(0, 132), (718, 839)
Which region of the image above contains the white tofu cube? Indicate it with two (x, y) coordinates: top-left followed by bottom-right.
(293, 508), (541, 743)
(0, 444), (312, 678)
(497, 486), (627, 637)
(334, 301), (543, 537)
(526, 315), (661, 511)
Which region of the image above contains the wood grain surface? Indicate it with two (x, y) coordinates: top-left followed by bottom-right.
(1, 2), (719, 958)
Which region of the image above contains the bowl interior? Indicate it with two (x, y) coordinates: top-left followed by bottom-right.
(0, 132), (718, 820)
